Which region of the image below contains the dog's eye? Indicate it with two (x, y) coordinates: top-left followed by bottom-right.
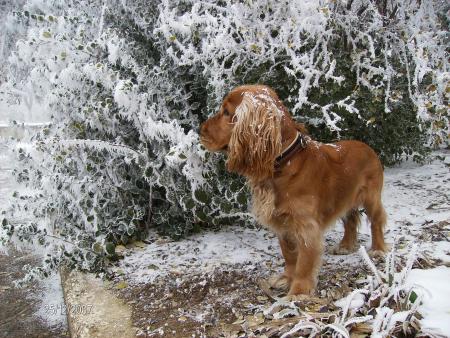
(223, 109), (229, 116)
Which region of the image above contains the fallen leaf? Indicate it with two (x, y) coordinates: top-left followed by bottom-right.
(116, 281), (128, 289)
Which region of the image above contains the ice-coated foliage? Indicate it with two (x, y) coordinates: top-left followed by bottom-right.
(259, 245), (425, 337)
(156, 0), (448, 162)
(0, 0), (448, 279)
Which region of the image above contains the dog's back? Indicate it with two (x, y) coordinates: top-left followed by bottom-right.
(274, 139), (385, 229)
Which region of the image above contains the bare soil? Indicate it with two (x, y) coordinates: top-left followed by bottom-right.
(113, 252), (374, 337)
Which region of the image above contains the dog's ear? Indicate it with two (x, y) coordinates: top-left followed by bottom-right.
(227, 92), (283, 182)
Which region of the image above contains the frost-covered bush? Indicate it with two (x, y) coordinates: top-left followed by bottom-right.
(0, 0), (448, 279)
(155, 0), (448, 163)
(0, 0), (251, 280)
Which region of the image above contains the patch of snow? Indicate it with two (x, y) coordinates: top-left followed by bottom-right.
(32, 272), (68, 329)
(422, 241), (450, 263)
(120, 226), (280, 285)
(335, 292), (365, 310)
(407, 266), (450, 336)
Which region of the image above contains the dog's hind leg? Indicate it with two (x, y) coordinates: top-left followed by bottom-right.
(331, 209), (360, 255)
(365, 196), (388, 256)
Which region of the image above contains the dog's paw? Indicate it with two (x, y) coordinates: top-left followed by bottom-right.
(268, 273), (290, 290)
(288, 278), (315, 296)
(368, 249), (386, 257)
(280, 294), (326, 304)
(330, 244), (357, 255)
(369, 243), (391, 257)
(281, 294), (311, 302)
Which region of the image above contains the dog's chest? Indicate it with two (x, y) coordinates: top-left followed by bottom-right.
(250, 182), (279, 228)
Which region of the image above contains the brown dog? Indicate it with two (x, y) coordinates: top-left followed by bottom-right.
(200, 85), (387, 295)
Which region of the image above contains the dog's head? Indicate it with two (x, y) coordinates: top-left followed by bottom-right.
(200, 85), (296, 181)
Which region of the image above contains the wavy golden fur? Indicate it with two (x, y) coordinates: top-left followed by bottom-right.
(200, 85), (387, 295)
(228, 91), (283, 181)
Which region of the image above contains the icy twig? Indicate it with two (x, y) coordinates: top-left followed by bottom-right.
(358, 246), (384, 285)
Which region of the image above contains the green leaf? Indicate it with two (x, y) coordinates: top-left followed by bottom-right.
(237, 191), (247, 205)
(230, 181), (241, 192)
(144, 166), (153, 177)
(2, 218), (7, 227)
(184, 198), (195, 209)
(220, 202), (232, 213)
(195, 208), (207, 222)
(147, 264), (159, 270)
(194, 189), (210, 204)
(409, 291), (418, 304)
(42, 31), (52, 38)
(105, 242), (115, 255)
(86, 199), (93, 208)
(92, 242), (103, 254)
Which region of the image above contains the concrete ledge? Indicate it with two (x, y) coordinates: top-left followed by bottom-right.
(61, 269), (136, 338)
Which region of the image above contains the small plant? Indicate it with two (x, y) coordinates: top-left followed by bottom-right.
(230, 244), (429, 337)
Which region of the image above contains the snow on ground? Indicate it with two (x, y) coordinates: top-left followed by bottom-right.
(30, 272), (68, 329)
(407, 266), (450, 336)
(120, 226), (280, 285)
(118, 151), (450, 335)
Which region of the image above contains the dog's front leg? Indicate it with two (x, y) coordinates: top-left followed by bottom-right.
(288, 223), (324, 295)
(279, 235), (297, 280)
(268, 234), (298, 290)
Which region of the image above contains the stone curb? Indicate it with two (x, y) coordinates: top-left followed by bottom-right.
(60, 268), (136, 338)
